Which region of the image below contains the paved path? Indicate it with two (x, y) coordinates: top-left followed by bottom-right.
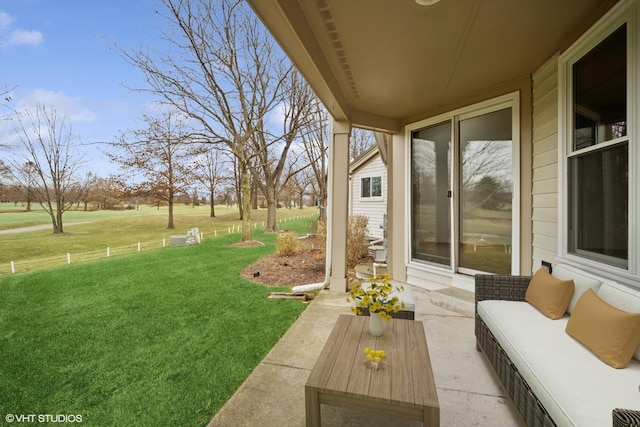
(0, 222), (89, 235)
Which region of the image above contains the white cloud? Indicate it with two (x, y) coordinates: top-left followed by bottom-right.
(0, 10), (43, 48)
(0, 89), (98, 160)
(265, 101), (287, 131)
(6, 29), (43, 47)
(10, 89), (96, 124)
(0, 11), (15, 30)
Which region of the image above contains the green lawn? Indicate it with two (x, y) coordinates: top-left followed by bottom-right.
(0, 204), (318, 274)
(0, 221), (310, 426)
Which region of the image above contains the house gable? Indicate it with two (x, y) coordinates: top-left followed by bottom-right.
(349, 149), (387, 239)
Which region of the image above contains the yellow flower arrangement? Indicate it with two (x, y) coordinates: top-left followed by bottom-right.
(364, 347), (386, 370)
(364, 347), (386, 362)
(347, 274), (405, 320)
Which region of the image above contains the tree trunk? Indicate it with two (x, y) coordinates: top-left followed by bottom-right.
(209, 188), (215, 217)
(265, 185), (278, 232)
(167, 191), (175, 229)
(234, 158), (243, 220)
(54, 208), (64, 234)
(319, 190), (327, 222)
(251, 175), (259, 210)
(240, 165), (252, 242)
(51, 217), (60, 233)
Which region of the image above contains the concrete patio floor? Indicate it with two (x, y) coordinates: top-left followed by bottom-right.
(207, 287), (522, 426)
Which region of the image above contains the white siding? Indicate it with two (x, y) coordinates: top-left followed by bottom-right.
(531, 54), (559, 271)
(350, 153), (387, 239)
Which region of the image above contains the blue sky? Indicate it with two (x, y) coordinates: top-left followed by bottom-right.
(1, 0), (165, 176)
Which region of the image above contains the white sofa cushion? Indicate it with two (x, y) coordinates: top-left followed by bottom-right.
(478, 300), (640, 427)
(552, 264), (602, 314)
(598, 281), (640, 361)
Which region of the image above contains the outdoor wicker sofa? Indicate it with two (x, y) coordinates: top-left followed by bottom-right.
(475, 265), (640, 427)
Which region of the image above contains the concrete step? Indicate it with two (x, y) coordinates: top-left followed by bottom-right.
(430, 287), (475, 318)
(354, 262), (387, 279)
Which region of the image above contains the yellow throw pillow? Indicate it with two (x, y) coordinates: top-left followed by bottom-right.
(566, 289), (640, 369)
(525, 268), (575, 319)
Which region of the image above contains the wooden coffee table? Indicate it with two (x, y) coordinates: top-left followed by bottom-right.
(305, 314), (439, 426)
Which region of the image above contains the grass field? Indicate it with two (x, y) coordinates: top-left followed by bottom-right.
(0, 216), (311, 426)
(0, 203), (318, 275)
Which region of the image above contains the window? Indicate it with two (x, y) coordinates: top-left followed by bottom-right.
(570, 25), (628, 268)
(560, 0), (638, 279)
(361, 176), (382, 198)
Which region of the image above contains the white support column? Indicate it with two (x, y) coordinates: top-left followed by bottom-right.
(387, 132), (407, 282)
(327, 119), (351, 292)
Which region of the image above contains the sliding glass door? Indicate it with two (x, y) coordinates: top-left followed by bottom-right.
(410, 104), (515, 275)
(411, 122), (451, 266)
(459, 109), (513, 274)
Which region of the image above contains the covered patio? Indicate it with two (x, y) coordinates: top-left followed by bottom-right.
(208, 289), (520, 426)
(210, 0), (637, 425)
(245, 0), (620, 292)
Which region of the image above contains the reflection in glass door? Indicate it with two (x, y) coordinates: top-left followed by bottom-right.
(411, 122), (451, 267)
(459, 109), (512, 274)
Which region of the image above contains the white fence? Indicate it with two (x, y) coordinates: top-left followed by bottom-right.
(2, 214), (316, 276)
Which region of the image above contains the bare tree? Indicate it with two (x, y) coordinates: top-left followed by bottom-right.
(75, 172), (100, 211)
(291, 167), (314, 210)
(0, 159), (12, 200)
(1, 84), (13, 102)
(1, 84), (15, 134)
(460, 140), (512, 191)
(118, 0), (287, 241)
(300, 99), (329, 222)
(106, 111), (198, 229)
(249, 69), (316, 231)
(92, 176), (124, 210)
(11, 161), (39, 211)
(282, 160), (311, 209)
(192, 144), (232, 217)
(460, 140), (512, 211)
(350, 128), (375, 162)
(9, 104), (85, 233)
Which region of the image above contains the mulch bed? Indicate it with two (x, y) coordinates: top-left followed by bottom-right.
(240, 235), (327, 287)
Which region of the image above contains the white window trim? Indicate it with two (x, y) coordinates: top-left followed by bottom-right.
(557, 0), (639, 285)
(360, 175), (383, 201)
(404, 92), (521, 276)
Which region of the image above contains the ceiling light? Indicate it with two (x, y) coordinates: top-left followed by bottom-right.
(415, 0), (441, 5)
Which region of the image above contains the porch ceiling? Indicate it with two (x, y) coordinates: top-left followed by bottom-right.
(248, 0), (614, 132)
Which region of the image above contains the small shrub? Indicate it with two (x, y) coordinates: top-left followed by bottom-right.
(316, 215), (369, 268)
(316, 218), (327, 244)
(276, 231), (299, 256)
(314, 215), (370, 267)
(347, 215), (370, 268)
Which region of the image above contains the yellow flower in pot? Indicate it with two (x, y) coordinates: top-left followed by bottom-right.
(347, 274), (405, 336)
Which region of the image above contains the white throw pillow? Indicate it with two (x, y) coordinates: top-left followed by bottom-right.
(552, 264), (602, 314)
